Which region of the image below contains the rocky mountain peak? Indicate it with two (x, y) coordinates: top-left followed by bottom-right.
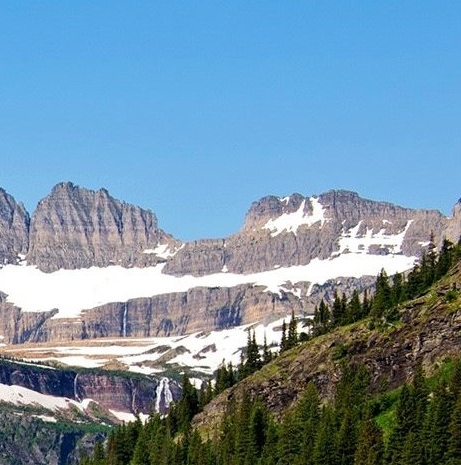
(242, 193), (306, 230)
(27, 182), (181, 272)
(0, 188), (30, 265)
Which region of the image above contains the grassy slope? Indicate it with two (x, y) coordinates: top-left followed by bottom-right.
(193, 261), (461, 436)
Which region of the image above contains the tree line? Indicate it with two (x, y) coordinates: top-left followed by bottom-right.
(79, 236), (461, 465)
(79, 359), (461, 465)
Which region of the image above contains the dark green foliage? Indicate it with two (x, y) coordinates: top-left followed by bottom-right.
(371, 269), (392, 318)
(79, 356), (461, 465)
(79, 249), (461, 465)
(287, 310), (298, 350)
(448, 395), (461, 465)
(424, 380), (453, 465)
(280, 311), (298, 353)
(312, 406), (338, 465)
(215, 361), (236, 395)
(354, 417), (384, 465)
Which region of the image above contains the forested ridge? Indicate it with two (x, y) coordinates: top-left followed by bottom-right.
(79, 238), (461, 465)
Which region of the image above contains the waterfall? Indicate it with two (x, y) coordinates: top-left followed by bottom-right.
(122, 303), (128, 337)
(155, 377), (173, 414)
(74, 373), (80, 402)
(131, 379), (137, 413)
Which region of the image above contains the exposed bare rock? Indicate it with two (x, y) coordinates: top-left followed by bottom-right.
(0, 285), (304, 344)
(1, 184), (461, 347)
(0, 358), (180, 416)
(165, 190), (454, 277)
(0, 188), (29, 265)
(446, 199), (461, 245)
(27, 182), (181, 272)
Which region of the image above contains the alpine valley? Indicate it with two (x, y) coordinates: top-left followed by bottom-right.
(0, 181), (460, 464)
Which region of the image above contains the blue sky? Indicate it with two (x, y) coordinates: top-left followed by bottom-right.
(1, 2), (460, 241)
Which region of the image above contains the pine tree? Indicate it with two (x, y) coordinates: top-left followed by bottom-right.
(287, 310), (298, 350)
(332, 290), (343, 327)
(361, 289), (371, 319)
(437, 239), (456, 279)
(400, 431), (425, 465)
(354, 417), (384, 465)
(296, 381), (320, 465)
(337, 410), (357, 465)
(391, 272), (405, 305)
(425, 380), (453, 465)
(447, 395), (461, 465)
(263, 333), (273, 364)
(312, 406), (338, 465)
(280, 320), (287, 353)
(387, 383), (416, 464)
(345, 290), (361, 324)
(277, 410), (302, 465)
(371, 269), (392, 319)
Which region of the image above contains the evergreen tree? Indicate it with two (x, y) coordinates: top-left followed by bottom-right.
(337, 410), (357, 465)
(295, 381), (320, 465)
(346, 290), (362, 324)
(277, 410), (302, 465)
(332, 290), (343, 327)
(312, 406), (338, 465)
(354, 417), (384, 465)
(280, 320), (287, 353)
(287, 310), (298, 350)
(447, 395), (461, 465)
(400, 431), (425, 465)
(387, 383), (416, 464)
(371, 269), (392, 319)
(391, 272), (405, 305)
(425, 380), (453, 465)
(436, 238), (453, 279)
(263, 333), (273, 364)
(361, 289), (371, 319)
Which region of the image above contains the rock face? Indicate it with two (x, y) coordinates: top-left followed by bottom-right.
(0, 188), (29, 265)
(0, 411), (102, 465)
(0, 183), (460, 346)
(0, 285), (303, 344)
(27, 182), (181, 272)
(163, 190), (454, 277)
(0, 359), (179, 416)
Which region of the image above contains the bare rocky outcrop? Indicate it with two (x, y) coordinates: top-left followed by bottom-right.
(27, 182), (181, 272)
(0, 188), (29, 265)
(193, 261), (461, 431)
(164, 190), (454, 277)
(0, 285), (304, 344)
(0, 183), (460, 346)
(0, 358), (180, 416)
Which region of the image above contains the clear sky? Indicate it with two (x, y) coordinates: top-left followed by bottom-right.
(0, 2), (460, 241)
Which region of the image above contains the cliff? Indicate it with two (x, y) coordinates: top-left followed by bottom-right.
(0, 183), (460, 347)
(27, 182), (181, 272)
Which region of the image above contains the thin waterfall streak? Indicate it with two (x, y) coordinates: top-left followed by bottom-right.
(122, 303), (128, 337)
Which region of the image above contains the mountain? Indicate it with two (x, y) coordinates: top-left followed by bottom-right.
(76, 249), (461, 465)
(0, 182), (460, 464)
(0, 183), (459, 349)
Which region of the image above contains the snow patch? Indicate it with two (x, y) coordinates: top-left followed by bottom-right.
(335, 220), (412, 256)
(0, 242), (417, 320)
(0, 382), (80, 411)
(143, 243), (179, 259)
(263, 197), (328, 237)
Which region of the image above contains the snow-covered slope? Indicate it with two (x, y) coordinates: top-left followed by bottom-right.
(2, 318), (287, 376)
(0, 248), (416, 320)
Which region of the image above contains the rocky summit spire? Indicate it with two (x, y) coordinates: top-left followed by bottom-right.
(26, 182), (180, 272)
(0, 187), (30, 265)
